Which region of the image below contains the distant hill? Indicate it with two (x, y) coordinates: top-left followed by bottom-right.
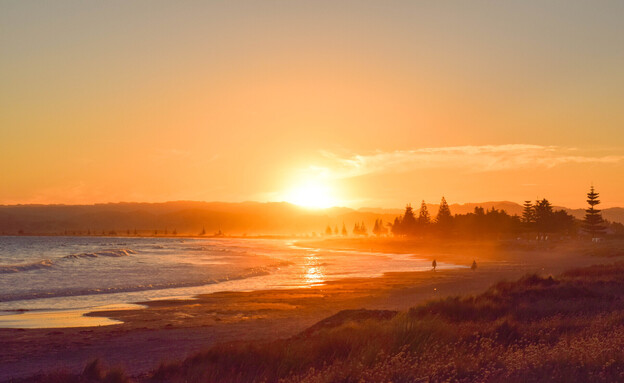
(1, 201), (622, 236)
(561, 207), (624, 224)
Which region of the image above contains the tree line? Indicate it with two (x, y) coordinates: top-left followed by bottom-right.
(325, 186), (622, 239)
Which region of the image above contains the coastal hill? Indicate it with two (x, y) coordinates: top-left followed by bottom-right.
(1, 201), (622, 236)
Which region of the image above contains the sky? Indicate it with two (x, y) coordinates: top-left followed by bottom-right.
(1, 1), (623, 209)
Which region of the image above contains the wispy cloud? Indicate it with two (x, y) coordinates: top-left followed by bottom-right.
(316, 145), (624, 179)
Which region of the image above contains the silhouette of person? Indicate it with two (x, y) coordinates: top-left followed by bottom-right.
(471, 260), (477, 271)
(432, 259), (437, 271)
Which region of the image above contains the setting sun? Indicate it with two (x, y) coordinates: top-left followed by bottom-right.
(283, 181), (337, 209)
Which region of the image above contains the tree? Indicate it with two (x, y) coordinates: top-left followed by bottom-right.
(373, 218), (387, 236)
(392, 204), (417, 236)
(534, 198), (554, 236)
(391, 216), (402, 236)
(353, 222), (360, 235)
(436, 197), (453, 227)
(521, 200), (535, 227)
(341, 222), (348, 236)
(325, 225), (333, 236)
(334, 225), (339, 235)
(418, 200), (431, 225)
(584, 186), (606, 238)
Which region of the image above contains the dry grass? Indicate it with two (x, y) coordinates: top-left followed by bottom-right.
(25, 260), (624, 383)
(141, 261), (624, 383)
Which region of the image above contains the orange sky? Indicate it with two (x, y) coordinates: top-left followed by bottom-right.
(1, 1), (623, 208)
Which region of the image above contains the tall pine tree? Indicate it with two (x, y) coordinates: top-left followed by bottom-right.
(534, 198), (553, 235)
(584, 186), (606, 238)
(418, 200), (431, 225)
(436, 196), (453, 226)
(521, 200), (535, 231)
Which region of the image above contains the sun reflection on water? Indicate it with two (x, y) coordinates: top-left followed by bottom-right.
(303, 254), (325, 286)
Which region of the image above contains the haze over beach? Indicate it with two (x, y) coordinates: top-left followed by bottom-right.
(2, 1), (624, 382)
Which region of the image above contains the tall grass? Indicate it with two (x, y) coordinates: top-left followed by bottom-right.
(148, 262), (624, 383)
(29, 261), (624, 382)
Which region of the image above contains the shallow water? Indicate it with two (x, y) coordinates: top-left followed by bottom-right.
(0, 236), (462, 327)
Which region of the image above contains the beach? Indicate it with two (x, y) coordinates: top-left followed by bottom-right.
(0, 237), (612, 381)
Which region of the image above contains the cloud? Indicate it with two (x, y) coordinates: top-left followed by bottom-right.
(317, 145), (624, 179)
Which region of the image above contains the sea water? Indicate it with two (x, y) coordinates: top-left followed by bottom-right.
(0, 236), (460, 326)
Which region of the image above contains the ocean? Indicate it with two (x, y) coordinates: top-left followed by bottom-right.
(0, 236), (459, 327)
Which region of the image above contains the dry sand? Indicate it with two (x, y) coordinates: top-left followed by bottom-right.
(0, 238), (612, 381)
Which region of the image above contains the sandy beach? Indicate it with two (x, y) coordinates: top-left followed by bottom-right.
(0, 238), (614, 381)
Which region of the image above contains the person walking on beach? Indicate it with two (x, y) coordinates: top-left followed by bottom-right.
(432, 259), (437, 271)
(471, 260), (477, 271)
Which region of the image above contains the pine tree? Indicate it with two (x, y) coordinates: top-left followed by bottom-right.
(373, 218), (387, 236)
(521, 200), (535, 225)
(418, 200), (431, 225)
(341, 223), (348, 236)
(534, 198), (553, 235)
(334, 225), (339, 235)
(436, 197), (452, 226)
(373, 219), (381, 236)
(353, 222), (360, 235)
(325, 225), (333, 236)
(584, 186), (606, 238)
(391, 216), (402, 236)
(400, 204), (417, 235)
(360, 221), (367, 236)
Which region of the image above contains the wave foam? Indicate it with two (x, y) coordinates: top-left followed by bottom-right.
(0, 259), (54, 274)
(64, 249), (136, 259)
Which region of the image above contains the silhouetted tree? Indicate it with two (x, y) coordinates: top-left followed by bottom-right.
(391, 216), (402, 236)
(534, 198), (554, 236)
(352, 221), (367, 236)
(551, 209), (577, 235)
(341, 223), (348, 236)
(418, 200), (431, 226)
(334, 225), (339, 235)
(325, 225), (333, 236)
(521, 200), (535, 228)
(373, 218), (387, 236)
(392, 204), (417, 236)
(436, 197), (453, 230)
(584, 186), (606, 238)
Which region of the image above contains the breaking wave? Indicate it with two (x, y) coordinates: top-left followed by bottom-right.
(0, 259), (54, 274)
(63, 249), (137, 259)
(0, 261), (292, 302)
(0, 249), (137, 274)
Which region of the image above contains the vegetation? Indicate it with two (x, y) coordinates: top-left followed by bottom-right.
(28, 261), (624, 383)
(391, 197), (580, 239)
(584, 186), (606, 238)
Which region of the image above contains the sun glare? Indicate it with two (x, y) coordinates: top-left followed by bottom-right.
(284, 181), (337, 209)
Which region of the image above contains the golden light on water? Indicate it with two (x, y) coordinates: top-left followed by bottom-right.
(303, 254), (325, 286)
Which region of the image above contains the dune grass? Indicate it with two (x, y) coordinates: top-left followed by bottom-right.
(26, 261), (624, 382)
(144, 261), (624, 383)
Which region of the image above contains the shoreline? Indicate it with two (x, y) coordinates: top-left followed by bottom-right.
(1, 238), (617, 381)
(0, 238), (463, 329)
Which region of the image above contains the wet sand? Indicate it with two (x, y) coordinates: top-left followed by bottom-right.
(0, 238), (611, 381)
